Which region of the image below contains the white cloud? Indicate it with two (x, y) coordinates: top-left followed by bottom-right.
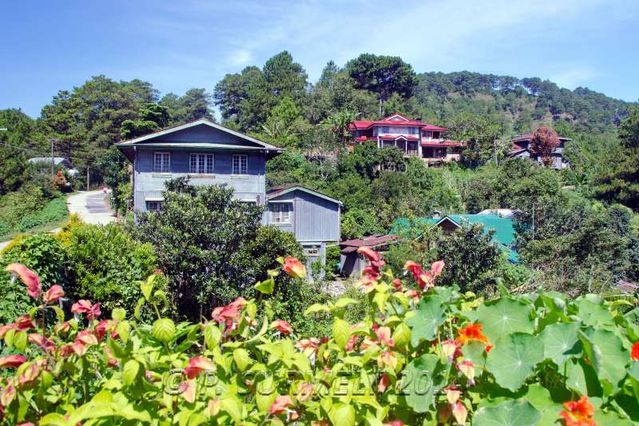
(227, 49), (253, 67)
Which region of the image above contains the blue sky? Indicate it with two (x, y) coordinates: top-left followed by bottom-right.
(2, 0), (638, 118)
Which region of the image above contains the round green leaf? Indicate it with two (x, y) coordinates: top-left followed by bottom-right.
(467, 298), (534, 343)
(400, 353), (446, 413)
(486, 333), (544, 392)
(541, 322), (581, 367)
(473, 399), (541, 426)
(406, 295), (445, 346)
(152, 318), (176, 343)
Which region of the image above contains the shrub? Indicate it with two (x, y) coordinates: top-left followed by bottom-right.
(62, 222), (158, 316)
(134, 178), (311, 321)
(0, 233), (65, 323)
(0, 251), (636, 425)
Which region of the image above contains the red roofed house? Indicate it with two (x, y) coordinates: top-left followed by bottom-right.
(348, 114), (464, 165)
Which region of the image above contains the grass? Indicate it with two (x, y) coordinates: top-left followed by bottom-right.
(0, 195), (69, 241)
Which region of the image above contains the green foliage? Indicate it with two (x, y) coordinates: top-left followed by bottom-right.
(133, 178), (305, 320)
(345, 53), (418, 105)
(1, 251), (637, 425)
(62, 223), (158, 315)
(0, 233), (65, 322)
(0, 188), (67, 239)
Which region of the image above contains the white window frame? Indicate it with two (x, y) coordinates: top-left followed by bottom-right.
(153, 152), (170, 173)
(270, 202), (292, 224)
(232, 154), (248, 175)
(189, 153), (214, 174)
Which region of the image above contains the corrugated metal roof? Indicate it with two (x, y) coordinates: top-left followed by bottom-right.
(391, 214), (519, 262)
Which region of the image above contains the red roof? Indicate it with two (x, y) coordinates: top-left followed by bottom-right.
(422, 124), (448, 132)
(421, 140), (464, 147)
(511, 134), (572, 143)
(340, 234), (397, 253)
(349, 113), (428, 130)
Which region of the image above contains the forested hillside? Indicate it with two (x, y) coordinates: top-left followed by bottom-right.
(412, 71), (630, 133)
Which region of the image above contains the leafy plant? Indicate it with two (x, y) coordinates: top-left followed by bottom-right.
(0, 248), (637, 424)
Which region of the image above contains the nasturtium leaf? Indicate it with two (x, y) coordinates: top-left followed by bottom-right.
(541, 322), (581, 366)
(333, 318), (350, 350)
(152, 318), (176, 343)
(122, 359), (140, 386)
(467, 298), (534, 343)
(564, 358), (602, 397)
(575, 297), (615, 327)
(473, 399), (541, 426)
(461, 341), (488, 368)
(406, 295), (445, 346)
(400, 353), (446, 413)
(524, 384), (564, 425)
(486, 333), (544, 392)
(579, 328), (628, 394)
(254, 277), (274, 295)
(593, 410), (636, 425)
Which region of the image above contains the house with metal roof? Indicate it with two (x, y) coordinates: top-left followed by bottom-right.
(116, 120), (341, 268)
(392, 214), (519, 262)
(266, 185), (342, 270)
(348, 113), (464, 165)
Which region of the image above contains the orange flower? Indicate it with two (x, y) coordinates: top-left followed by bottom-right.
(6, 263), (41, 299)
(283, 256), (306, 279)
(631, 342), (639, 361)
(456, 323), (489, 345)
(404, 260), (445, 290)
(559, 396), (595, 426)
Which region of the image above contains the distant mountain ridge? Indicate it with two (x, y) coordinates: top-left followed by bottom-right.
(412, 70), (635, 134)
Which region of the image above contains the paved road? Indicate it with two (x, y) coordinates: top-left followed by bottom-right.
(67, 190), (116, 225)
(0, 190), (115, 252)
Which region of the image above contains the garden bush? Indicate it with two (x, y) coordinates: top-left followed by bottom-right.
(0, 233), (65, 323)
(62, 222), (159, 316)
(0, 249), (638, 425)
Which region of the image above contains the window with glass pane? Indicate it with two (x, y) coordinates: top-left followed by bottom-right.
(232, 154), (248, 175)
(271, 203), (291, 223)
(189, 153), (214, 173)
(154, 152), (170, 173)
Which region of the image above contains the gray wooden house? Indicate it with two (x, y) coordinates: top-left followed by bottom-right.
(116, 119), (341, 266)
(266, 185), (342, 267)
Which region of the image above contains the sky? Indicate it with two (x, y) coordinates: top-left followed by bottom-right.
(2, 0), (639, 118)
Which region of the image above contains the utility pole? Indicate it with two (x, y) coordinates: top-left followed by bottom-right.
(86, 166), (90, 190)
(50, 139), (55, 180)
